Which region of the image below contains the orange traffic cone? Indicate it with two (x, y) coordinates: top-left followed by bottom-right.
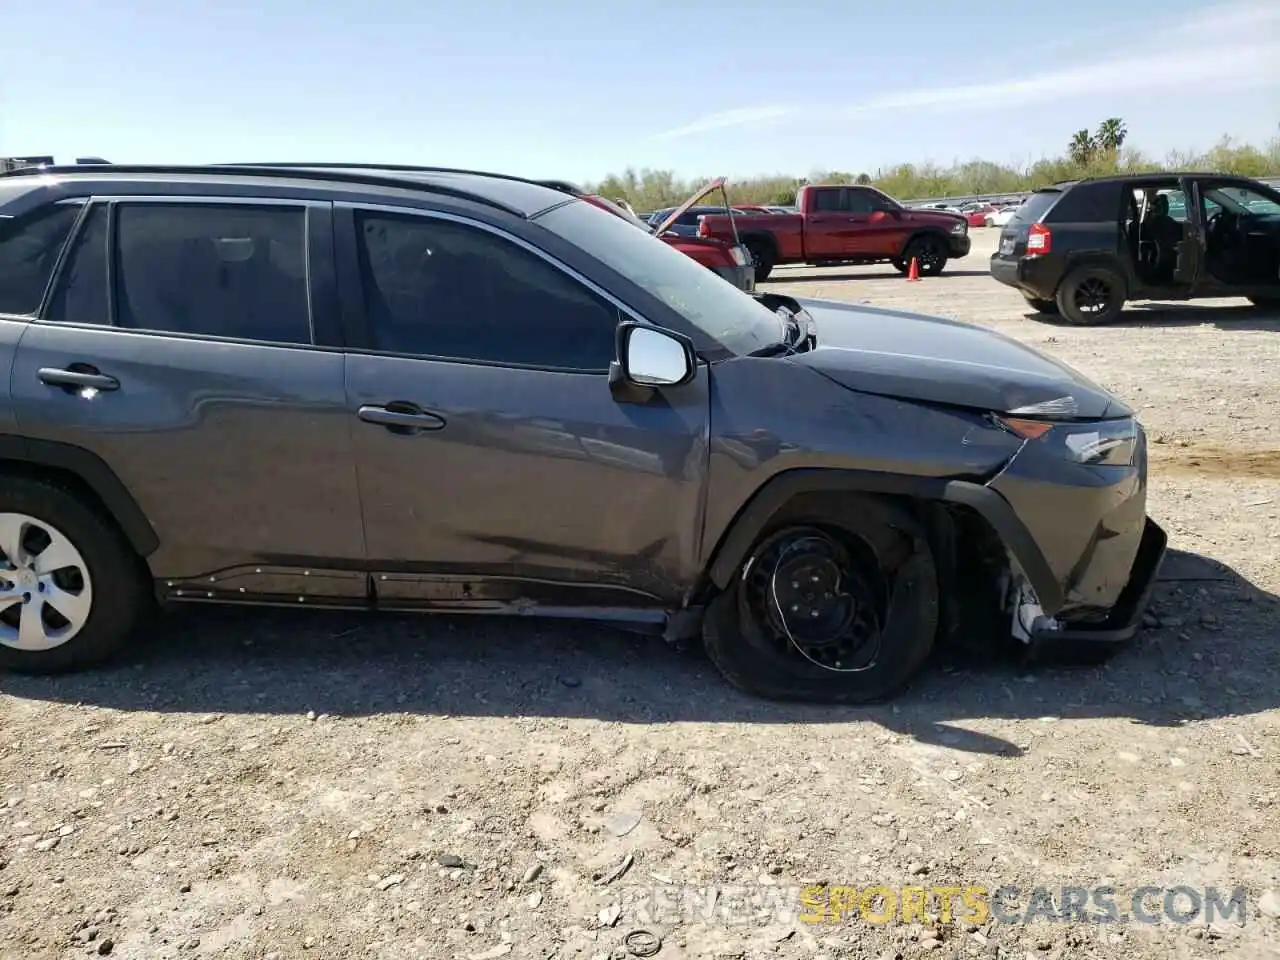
(907, 257), (921, 282)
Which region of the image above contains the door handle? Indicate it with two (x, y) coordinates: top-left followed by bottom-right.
(357, 404), (445, 432)
(37, 367), (120, 391)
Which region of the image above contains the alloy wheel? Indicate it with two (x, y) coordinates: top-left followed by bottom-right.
(917, 241), (943, 272)
(0, 513), (94, 651)
(1073, 277), (1112, 315)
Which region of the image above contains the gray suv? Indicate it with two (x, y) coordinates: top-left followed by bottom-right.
(0, 162), (1167, 703)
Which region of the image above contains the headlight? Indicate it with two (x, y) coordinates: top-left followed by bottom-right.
(951, 221), (967, 235)
(730, 245), (750, 266)
(996, 415), (1136, 466)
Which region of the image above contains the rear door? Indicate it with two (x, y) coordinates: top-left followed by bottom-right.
(9, 196), (366, 600)
(0, 199), (85, 441)
(803, 188), (855, 258)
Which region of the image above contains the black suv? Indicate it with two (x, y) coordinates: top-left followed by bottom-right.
(990, 173), (1280, 325)
(0, 162), (1166, 703)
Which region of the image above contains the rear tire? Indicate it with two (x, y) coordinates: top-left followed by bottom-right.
(1022, 295), (1059, 315)
(1055, 264), (1126, 326)
(703, 494), (938, 704)
(745, 240), (775, 282)
(0, 476), (148, 674)
(890, 257), (908, 274)
(903, 236), (948, 277)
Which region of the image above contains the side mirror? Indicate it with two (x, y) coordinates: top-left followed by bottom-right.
(869, 210), (888, 223)
(610, 322), (696, 401)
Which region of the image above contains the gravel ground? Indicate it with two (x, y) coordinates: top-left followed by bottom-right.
(3, 229), (1279, 960)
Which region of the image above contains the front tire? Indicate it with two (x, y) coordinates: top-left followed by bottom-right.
(903, 236), (948, 277)
(1055, 264), (1126, 326)
(703, 494), (938, 704)
(0, 476), (148, 674)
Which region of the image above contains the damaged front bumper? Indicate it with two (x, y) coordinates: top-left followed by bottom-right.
(1009, 517), (1167, 651)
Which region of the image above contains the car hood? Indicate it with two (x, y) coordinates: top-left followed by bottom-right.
(651, 177), (730, 237)
(784, 297), (1129, 419)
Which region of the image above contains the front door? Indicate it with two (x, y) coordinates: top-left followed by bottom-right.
(10, 198), (366, 599)
(338, 206), (709, 609)
(843, 187), (910, 258)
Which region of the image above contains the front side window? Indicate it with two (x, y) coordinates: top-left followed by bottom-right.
(536, 198), (783, 356)
(355, 212), (620, 370)
(0, 202), (82, 316)
(114, 203), (312, 344)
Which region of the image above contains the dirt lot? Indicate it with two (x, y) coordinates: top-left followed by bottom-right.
(3, 229), (1279, 960)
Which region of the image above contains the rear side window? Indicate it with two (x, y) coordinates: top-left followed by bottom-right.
(0, 202), (82, 315)
(113, 203), (312, 344)
(46, 205), (109, 325)
(1045, 182), (1124, 223)
(812, 189), (845, 212)
(1012, 191), (1062, 223)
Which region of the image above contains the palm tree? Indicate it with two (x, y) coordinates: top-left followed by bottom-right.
(1068, 130), (1096, 166)
(1095, 118), (1128, 152)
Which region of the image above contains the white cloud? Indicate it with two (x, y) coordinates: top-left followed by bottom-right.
(646, 0), (1280, 139)
(649, 105), (794, 141)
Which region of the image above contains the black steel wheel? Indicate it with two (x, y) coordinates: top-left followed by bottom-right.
(703, 494), (938, 703)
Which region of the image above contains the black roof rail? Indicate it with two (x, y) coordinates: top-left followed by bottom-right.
(0, 162), (532, 216)
(220, 161), (570, 189)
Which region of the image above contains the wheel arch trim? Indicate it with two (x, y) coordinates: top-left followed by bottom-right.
(703, 467), (1063, 613)
(0, 436), (160, 557)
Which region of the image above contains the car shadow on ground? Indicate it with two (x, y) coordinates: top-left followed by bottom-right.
(1023, 303), (1280, 331)
(764, 269), (992, 284)
(4, 550), (1276, 756)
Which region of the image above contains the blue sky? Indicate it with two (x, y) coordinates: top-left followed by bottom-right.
(3, 0), (1277, 184)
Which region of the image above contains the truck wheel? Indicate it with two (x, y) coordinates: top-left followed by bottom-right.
(0, 475), (149, 674)
(903, 237), (948, 276)
(890, 257), (908, 274)
(702, 495), (938, 704)
(1055, 265), (1126, 325)
(1022, 295), (1059, 315)
(745, 241), (775, 282)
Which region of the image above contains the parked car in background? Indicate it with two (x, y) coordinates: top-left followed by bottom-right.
(984, 206), (1018, 228)
(962, 203), (999, 227)
(698, 184), (971, 281)
(989, 172), (1280, 324)
(570, 182), (755, 292)
(645, 204), (757, 237)
(0, 160), (1167, 704)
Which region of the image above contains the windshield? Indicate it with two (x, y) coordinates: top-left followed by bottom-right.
(536, 198), (783, 356)
(1204, 184), (1280, 216)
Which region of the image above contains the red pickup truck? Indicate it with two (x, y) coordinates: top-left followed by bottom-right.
(698, 183), (971, 281)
